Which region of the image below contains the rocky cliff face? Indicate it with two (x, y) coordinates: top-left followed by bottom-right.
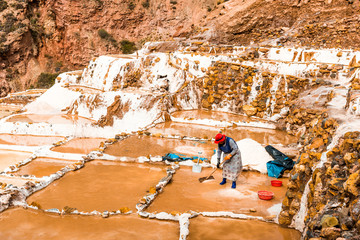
(0, 0), (217, 95)
(2, 0), (360, 97)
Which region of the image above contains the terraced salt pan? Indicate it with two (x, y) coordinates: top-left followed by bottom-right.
(171, 110), (276, 129)
(149, 122), (297, 147)
(0, 134), (64, 146)
(0, 150), (32, 172)
(147, 167), (288, 217)
(14, 158), (74, 178)
(27, 161), (167, 212)
(104, 135), (215, 159)
(51, 138), (107, 154)
(0, 176), (30, 188)
(0, 104), (22, 119)
(6, 114), (94, 125)
(188, 216), (300, 240)
(172, 110), (256, 123)
(0, 208), (179, 240)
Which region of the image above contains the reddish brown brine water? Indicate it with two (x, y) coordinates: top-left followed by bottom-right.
(149, 122), (297, 146)
(147, 167), (288, 217)
(51, 138), (107, 154)
(15, 158), (74, 178)
(0, 134), (64, 146)
(0, 110), (301, 239)
(7, 114), (94, 125)
(0, 149), (32, 172)
(104, 135), (215, 159)
(188, 216), (301, 240)
(0, 208), (180, 240)
(27, 161), (167, 212)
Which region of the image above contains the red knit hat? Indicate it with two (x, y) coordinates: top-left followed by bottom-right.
(214, 133), (226, 144)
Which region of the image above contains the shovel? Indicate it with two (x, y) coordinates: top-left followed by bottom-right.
(192, 151), (203, 173)
(199, 159), (226, 183)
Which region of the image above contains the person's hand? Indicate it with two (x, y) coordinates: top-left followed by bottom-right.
(224, 154), (232, 161)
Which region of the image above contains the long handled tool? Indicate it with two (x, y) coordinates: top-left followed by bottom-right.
(199, 159), (226, 183)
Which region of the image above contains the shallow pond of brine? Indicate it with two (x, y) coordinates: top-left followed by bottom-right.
(27, 161), (167, 212)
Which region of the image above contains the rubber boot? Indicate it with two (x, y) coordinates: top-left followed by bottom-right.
(219, 178), (226, 185)
(231, 181), (236, 189)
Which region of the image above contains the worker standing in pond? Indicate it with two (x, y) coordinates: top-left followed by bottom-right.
(214, 133), (242, 189)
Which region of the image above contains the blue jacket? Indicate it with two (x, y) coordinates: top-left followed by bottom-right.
(217, 137), (239, 160)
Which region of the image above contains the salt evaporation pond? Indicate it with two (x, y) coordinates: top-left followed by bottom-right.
(51, 138), (107, 154)
(149, 122), (297, 146)
(6, 114), (94, 125)
(0, 176), (30, 189)
(0, 105), (22, 119)
(14, 157), (75, 178)
(147, 167), (288, 217)
(171, 110), (269, 124)
(188, 216), (301, 240)
(104, 135), (215, 159)
(0, 134), (64, 146)
(27, 161), (167, 212)
(0, 149), (32, 172)
(0, 208), (179, 240)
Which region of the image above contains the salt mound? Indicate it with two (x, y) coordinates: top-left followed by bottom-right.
(237, 138), (273, 174)
(211, 138), (272, 174)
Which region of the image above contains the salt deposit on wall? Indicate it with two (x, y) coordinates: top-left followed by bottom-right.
(25, 84), (81, 114)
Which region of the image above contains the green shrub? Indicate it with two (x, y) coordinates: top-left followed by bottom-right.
(10, 3), (24, 9)
(128, 1), (136, 10)
(93, 0), (103, 8)
(36, 73), (59, 88)
(120, 40), (137, 54)
(142, 0), (150, 8)
(0, 34), (5, 43)
(0, 43), (9, 56)
(207, 6), (212, 12)
(2, 13), (18, 33)
(98, 29), (118, 47)
(0, 0), (7, 12)
(98, 29), (110, 39)
(170, 0), (177, 4)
